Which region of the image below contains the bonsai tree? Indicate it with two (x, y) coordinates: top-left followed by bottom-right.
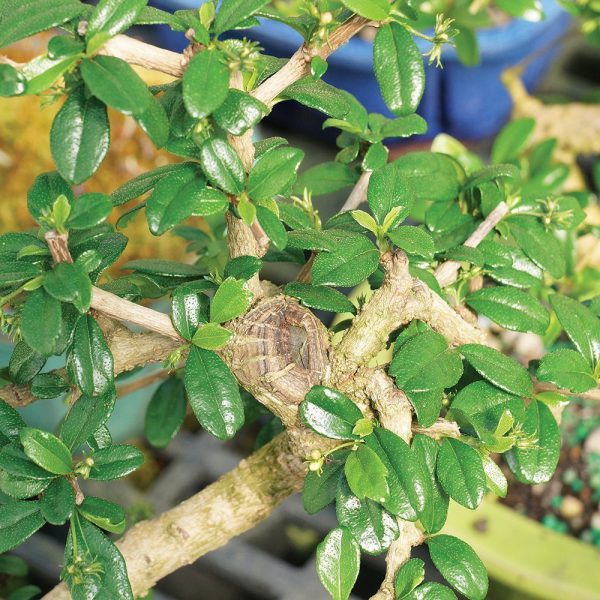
(0, 1), (598, 599)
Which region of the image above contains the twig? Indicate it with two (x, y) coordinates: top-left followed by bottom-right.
(534, 379), (600, 402)
(434, 201), (509, 288)
(340, 170), (371, 212)
(116, 370), (169, 398)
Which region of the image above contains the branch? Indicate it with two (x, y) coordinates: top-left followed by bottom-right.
(340, 170), (371, 212)
(43, 434), (305, 600)
(434, 201), (509, 288)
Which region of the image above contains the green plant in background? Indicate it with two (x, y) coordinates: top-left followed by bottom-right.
(0, 0), (598, 599)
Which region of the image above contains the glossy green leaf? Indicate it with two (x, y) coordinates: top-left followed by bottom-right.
(192, 322), (232, 350)
(20, 428), (72, 475)
(21, 53), (78, 95)
(403, 581), (457, 599)
(299, 386), (363, 440)
(481, 454), (508, 498)
(285, 282), (355, 314)
(466, 286), (549, 335)
(374, 23), (424, 116)
(0, 0), (83, 48)
(436, 438), (486, 509)
(302, 451), (348, 514)
(394, 558), (425, 599)
(427, 535), (488, 600)
(341, 0), (390, 18)
(381, 114), (428, 138)
(247, 146), (304, 201)
(8, 341), (44, 385)
(459, 344), (532, 397)
(44, 262), (92, 313)
(213, 89), (268, 135)
(0, 442), (55, 480)
(27, 171), (73, 222)
(87, 0), (147, 41)
(256, 205), (288, 249)
(199, 138), (245, 195)
(210, 277), (252, 323)
(60, 387), (116, 451)
(312, 233), (379, 287)
(78, 495), (126, 534)
(316, 526), (360, 600)
(123, 258), (205, 278)
(40, 476), (75, 525)
(21, 289), (62, 357)
(0, 470), (52, 499)
(506, 400), (560, 484)
(68, 192), (112, 230)
(367, 161), (413, 224)
(0, 63), (25, 96)
(89, 444), (144, 480)
(536, 348), (596, 393)
(50, 87), (109, 185)
(224, 256), (262, 280)
(336, 478), (398, 555)
(214, 0), (269, 33)
(69, 315), (114, 396)
(294, 162), (357, 197)
(80, 55), (151, 116)
(344, 445), (389, 502)
(170, 281), (211, 340)
(0, 262), (42, 290)
(183, 49), (229, 118)
(491, 118), (535, 164)
(145, 378), (187, 448)
(0, 501), (45, 554)
(0, 400), (27, 442)
(550, 294), (600, 368)
(184, 346), (244, 440)
(387, 226), (434, 259)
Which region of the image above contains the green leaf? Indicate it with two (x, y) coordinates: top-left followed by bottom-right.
(381, 114), (428, 138)
(21, 289), (62, 357)
(182, 49), (229, 118)
(436, 438), (486, 509)
(87, 0), (147, 41)
(404, 583), (457, 600)
(463, 164), (519, 189)
(0, 400), (27, 442)
(8, 341), (45, 385)
(40, 477), (75, 525)
(50, 87), (110, 185)
(224, 256), (262, 280)
(427, 535), (488, 600)
(374, 23), (424, 117)
(0, 554), (28, 576)
(312, 233), (379, 287)
(285, 282), (355, 314)
(60, 388), (116, 450)
(144, 377), (187, 448)
(78, 496), (126, 534)
(367, 427), (431, 521)
(302, 451), (348, 514)
(213, 89), (268, 135)
(390, 329), (463, 393)
(536, 348), (596, 393)
(367, 161), (413, 224)
(89, 444), (144, 480)
(247, 146), (304, 201)
(412, 434), (449, 533)
(136, 93), (170, 148)
(448, 381), (525, 440)
(214, 0), (269, 33)
(123, 258), (205, 278)
(466, 286), (549, 335)
(170, 281), (211, 340)
(394, 558), (425, 598)
(68, 315), (114, 396)
(27, 171), (73, 222)
(256, 205), (288, 249)
(44, 262), (92, 313)
(0, 0), (83, 48)
(184, 346), (244, 440)
(0, 442), (55, 480)
(68, 192), (112, 230)
(64, 517), (133, 599)
(459, 344), (532, 397)
(299, 386), (363, 440)
(454, 27), (480, 67)
(509, 217), (565, 279)
(316, 526), (360, 600)
(550, 294), (600, 368)
(80, 55), (151, 116)
(20, 428), (72, 475)
(0, 262), (43, 290)
(0, 63), (26, 96)
(199, 138), (245, 195)
(481, 454), (507, 498)
(406, 389), (444, 429)
(0, 501), (45, 554)
(336, 478), (398, 555)
(0, 470), (52, 499)
(506, 400), (560, 484)
(387, 226), (434, 259)
(192, 322), (232, 350)
(294, 162), (357, 197)
(21, 53), (79, 95)
(344, 445), (389, 502)
(491, 118), (535, 164)
(210, 277), (252, 323)
(341, 0), (390, 18)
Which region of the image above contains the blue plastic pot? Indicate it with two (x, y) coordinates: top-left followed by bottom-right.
(147, 0), (570, 141)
